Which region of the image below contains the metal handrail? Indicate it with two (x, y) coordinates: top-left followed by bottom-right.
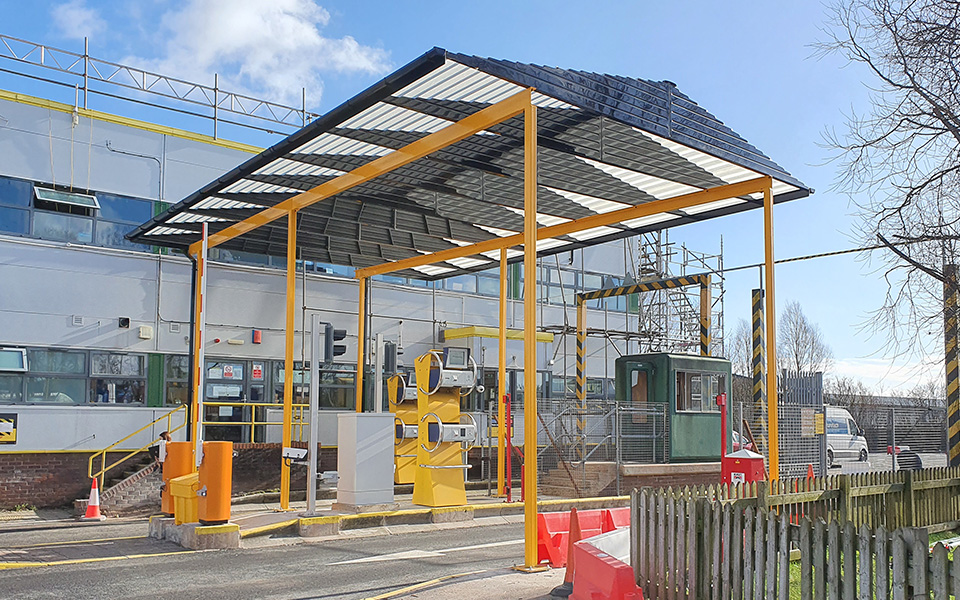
(202, 401), (310, 443)
(87, 404), (187, 488)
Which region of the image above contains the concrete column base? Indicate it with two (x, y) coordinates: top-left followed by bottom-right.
(148, 517), (240, 549)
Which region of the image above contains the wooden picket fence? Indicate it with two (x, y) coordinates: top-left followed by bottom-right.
(629, 466), (960, 600)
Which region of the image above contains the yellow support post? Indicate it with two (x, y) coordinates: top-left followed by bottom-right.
(521, 100), (542, 571)
(356, 277), (366, 413)
(763, 184), (779, 480)
(498, 247), (507, 497)
(281, 210), (297, 509)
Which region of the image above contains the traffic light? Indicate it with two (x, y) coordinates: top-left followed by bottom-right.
(324, 323), (347, 362)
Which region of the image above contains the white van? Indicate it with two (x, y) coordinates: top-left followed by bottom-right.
(825, 406), (869, 467)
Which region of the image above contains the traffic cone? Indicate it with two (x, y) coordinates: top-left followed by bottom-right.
(807, 464), (815, 479)
(550, 508), (582, 598)
(80, 478), (106, 521)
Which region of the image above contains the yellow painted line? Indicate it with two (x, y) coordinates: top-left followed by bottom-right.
(238, 518), (299, 539)
(5, 535), (145, 549)
(196, 524), (239, 536)
(0, 549), (197, 570)
(0, 88), (262, 155)
(361, 569), (488, 600)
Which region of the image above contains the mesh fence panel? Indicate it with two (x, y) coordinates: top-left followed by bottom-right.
(778, 370), (826, 479)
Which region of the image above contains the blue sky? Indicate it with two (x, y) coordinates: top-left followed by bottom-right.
(0, 1), (939, 391)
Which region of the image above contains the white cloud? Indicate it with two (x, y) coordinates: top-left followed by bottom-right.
(124, 0), (389, 107)
(50, 0), (107, 41)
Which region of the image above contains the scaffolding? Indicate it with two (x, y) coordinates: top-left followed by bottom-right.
(635, 231), (725, 356)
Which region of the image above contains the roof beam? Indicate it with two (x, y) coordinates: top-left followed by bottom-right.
(353, 176), (772, 278)
(188, 88), (533, 256)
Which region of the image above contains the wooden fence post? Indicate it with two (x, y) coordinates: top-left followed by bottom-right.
(799, 518), (812, 600)
(838, 474), (852, 523)
(903, 470), (915, 528)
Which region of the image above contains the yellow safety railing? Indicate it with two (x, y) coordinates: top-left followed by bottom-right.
(88, 404), (188, 489)
(202, 401), (310, 443)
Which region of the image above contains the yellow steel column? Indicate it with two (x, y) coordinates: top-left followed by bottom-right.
(763, 185), (779, 480)
(498, 247), (507, 497)
(522, 99), (541, 570)
(356, 277), (366, 413)
(281, 210), (297, 509)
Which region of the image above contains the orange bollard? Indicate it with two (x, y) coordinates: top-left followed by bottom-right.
(551, 508), (583, 598)
(162, 442), (194, 516)
(198, 441), (233, 525)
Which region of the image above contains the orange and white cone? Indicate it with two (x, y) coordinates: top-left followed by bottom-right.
(550, 507), (582, 598)
(80, 478), (106, 521)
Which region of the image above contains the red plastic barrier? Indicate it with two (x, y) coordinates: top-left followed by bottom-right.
(571, 538), (644, 600)
(537, 509), (605, 567)
(602, 507), (631, 532)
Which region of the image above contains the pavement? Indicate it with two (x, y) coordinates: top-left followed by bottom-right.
(0, 517), (568, 599)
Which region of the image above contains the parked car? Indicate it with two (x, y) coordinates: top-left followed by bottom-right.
(825, 406), (869, 467)
(732, 430), (754, 452)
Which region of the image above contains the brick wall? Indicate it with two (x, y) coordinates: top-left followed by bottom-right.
(0, 451), (135, 510)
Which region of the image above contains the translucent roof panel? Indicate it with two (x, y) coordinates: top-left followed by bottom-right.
(129, 48), (811, 280)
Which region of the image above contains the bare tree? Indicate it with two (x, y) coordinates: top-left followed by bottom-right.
(826, 375), (880, 427)
(778, 301), (835, 373)
(818, 0), (960, 359)
(728, 318), (753, 377)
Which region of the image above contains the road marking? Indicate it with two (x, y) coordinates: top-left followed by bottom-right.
(0, 549), (199, 570)
(328, 538), (523, 565)
(360, 570), (488, 600)
(4, 535), (146, 549)
(437, 539), (523, 553)
(329, 549), (444, 565)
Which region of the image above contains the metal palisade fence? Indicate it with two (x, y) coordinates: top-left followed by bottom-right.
(631, 466), (960, 599)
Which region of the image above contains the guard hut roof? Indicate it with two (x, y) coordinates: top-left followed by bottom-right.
(128, 48), (811, 279)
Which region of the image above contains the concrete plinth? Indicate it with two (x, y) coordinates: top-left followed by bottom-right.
(148, 517), (240, 549)
(330, 501), (400, 514)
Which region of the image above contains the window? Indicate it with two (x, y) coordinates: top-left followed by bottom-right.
(676, 371), (724, 413)
(90, 352), (146, 404)
(34, 187), (99, 211)
(33, 210), (93, 243)
(164, 355), (189, 406)
(0, 348), (27, 372)
(0, 375), (23, 403)
(20, 349), (87, 404)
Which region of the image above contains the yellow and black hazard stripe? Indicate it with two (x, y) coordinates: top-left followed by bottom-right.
(575, 300), (587, 458)
(0, 413), (17, 444)
(751, 289), (766, 454)
(700, 275), (711, 356)
(576, 274), (709, 302)
(945, 266), (960, 467)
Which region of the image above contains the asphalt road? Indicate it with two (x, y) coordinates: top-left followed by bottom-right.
(0, 521), (528, 600)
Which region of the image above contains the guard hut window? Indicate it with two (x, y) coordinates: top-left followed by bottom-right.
(90, 352), (146, 404)
(163, 355), (189, 406)
(676, 371), (723, 413)
(0, 348), (27, 403)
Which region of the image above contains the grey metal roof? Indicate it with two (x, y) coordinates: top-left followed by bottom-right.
(128, 48), (811, 280)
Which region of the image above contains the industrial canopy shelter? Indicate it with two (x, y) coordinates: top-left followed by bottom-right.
(129, 48), (811, 569)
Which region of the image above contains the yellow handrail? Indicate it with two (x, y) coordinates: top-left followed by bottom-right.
(202, 401), (310, 443)
(87, 404), (188, 489)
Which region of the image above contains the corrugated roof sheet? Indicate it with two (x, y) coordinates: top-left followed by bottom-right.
(128, 47), (811, 279)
